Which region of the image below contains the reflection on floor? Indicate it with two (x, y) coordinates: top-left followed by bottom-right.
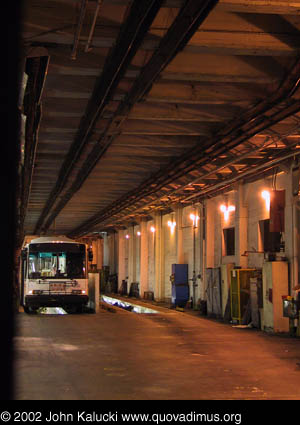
(38, 307), (68, 315)
(101, 295), (158, 314)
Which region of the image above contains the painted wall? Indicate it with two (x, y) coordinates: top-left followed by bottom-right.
(163, 213), (177, 301)
(110, 168), (299, 333)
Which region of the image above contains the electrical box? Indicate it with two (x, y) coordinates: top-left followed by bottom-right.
(262, 261), (289, 332)
(230, 269), (255, 324)
(171, 264), (189, 307)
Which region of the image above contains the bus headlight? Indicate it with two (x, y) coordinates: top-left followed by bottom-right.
(72, 290), (84, 294)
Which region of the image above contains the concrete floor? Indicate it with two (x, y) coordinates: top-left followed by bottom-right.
(14, 298), (300, 400)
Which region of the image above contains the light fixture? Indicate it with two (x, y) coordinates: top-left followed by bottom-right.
(125, 234), (130, 239)
(167, 220), (176, 234)
(189, 213), (199, 226)
(150, 226), (155, 233)
(137, 231), (141, 236)
(261, 190), (270, 211)
(220, 204), (235, 221)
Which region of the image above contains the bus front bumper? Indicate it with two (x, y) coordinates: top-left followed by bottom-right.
(25, 294), (89, 308)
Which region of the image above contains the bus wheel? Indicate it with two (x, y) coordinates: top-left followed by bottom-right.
(24, 306), (37, 314)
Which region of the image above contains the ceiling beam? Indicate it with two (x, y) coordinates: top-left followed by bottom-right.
(40, 0), (300, 14)
(34, 0), (165, 234)
(41, 0), (220, 233)
(67, 57), (300, 237)
(23, 29), (300, 56)
(218, 0), (300, 15)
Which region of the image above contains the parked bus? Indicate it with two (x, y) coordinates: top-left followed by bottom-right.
(20, 236), (89, 313)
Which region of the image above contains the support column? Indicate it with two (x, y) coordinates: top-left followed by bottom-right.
(118, 229), (126, 291)
(96, 238), (103, 270)
(154, 212), (165, 301)
(206, 199), (215, 268)
(108, 231), (116, 274)
(140, 219), (149, 298)
(92, 240), (98, 268)
(199, 203), (205, 299)
(174, 204), (184, 264)
(103, 233), (109, 267)
(235, 184), (248, 268)
(128, 226), (136, 284)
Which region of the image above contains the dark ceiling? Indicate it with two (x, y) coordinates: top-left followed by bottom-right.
(20, 0), (300, 238)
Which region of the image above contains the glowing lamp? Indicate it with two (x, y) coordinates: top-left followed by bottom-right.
(189, 213), (199, 226)
(220, 204), (235, 221)
(137, 231), (141, 236)
(261, 190), (270, 211)
(150, 226), (155, 233)
(167, 220), (176, 234)
(125, 234), (130, 239)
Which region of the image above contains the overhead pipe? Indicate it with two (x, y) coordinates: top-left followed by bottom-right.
(84, 0), (103, 52)
(74, 146), (300, 237)
(40, 0), (220, 235)
(35, 0), (165, 234)
(185, 149), (300, 202)
(79, 99), (300, 236)
(68, 9), (300, 237)
(71, 0), (88, 60)
(21, 56), (49, 231)
(68, 101), (300, 237)
(130, 57), (300, 196)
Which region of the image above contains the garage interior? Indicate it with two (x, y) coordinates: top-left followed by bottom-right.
(7, 0), (300, 401)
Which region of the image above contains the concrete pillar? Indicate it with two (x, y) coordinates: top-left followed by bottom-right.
(135, 226), (141, 283)
(154, 212), (165, 301)
(128, 226), (136, 284)
(206, 199), (215, 268)
(96, 238), (103, 270)
(92, 240), (98, 268)
(103, 233), (109, 267)
(118, 230), (126, 290)
(175, 205), (184, 264)
(199, 203), (205, 299)
(235, 184), (248, 268)
(140, 219), (149, 298)
(88, 272), (100, 313)
(108, 232), (116, 274)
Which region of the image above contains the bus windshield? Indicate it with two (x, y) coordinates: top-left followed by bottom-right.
(28, 243), (86, 279)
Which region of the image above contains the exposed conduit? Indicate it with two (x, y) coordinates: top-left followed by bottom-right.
(85, 0), (103, 52)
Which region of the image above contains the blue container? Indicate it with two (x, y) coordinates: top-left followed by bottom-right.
(171, 264), (189, 307)
(171, 264), (188, 284)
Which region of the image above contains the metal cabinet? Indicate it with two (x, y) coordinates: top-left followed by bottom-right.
(230, 269), (255, 324)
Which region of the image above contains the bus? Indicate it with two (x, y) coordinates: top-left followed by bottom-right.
(20, 236), (89, 314)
